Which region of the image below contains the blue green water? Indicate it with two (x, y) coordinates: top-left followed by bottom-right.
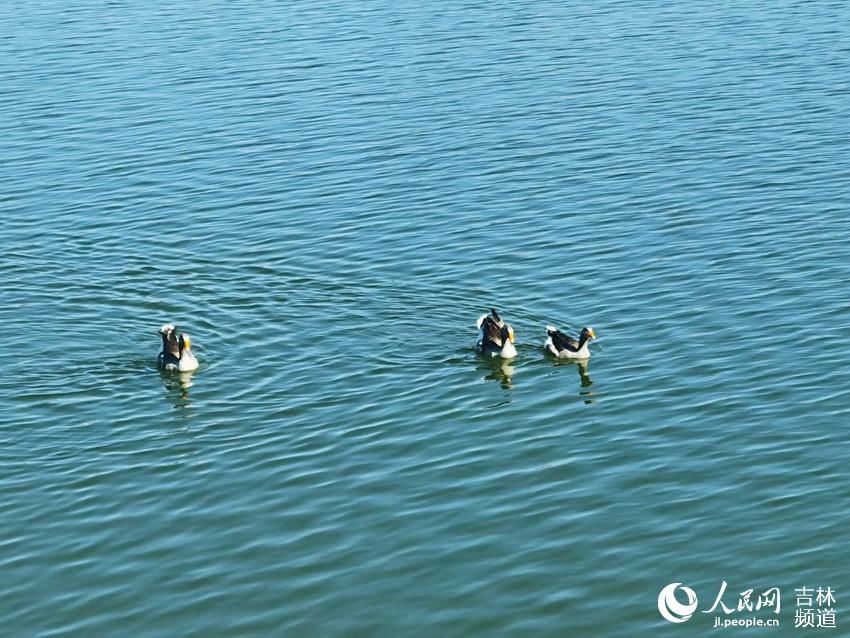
(3, 1), (850, 635)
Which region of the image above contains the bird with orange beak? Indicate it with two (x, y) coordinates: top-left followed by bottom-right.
(157, 324), (199, 372)
(475, 308), (517, 359)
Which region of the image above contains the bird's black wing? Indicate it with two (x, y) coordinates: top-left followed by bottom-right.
(481, 315), (503, 346)
(549, 328), (578, 352)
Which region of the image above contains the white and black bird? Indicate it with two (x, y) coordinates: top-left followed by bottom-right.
(544, 325), (596, 359)
(157, 324), (199, 372)
(475, 308), (517, 359)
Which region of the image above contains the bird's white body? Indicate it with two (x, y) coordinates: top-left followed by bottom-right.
(477, 337), (517, 359)
(158, 348), (199, 372)
(544, 336), (591, 359)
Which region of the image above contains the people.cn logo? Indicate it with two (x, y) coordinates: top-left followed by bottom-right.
(658, 583), (699, 623)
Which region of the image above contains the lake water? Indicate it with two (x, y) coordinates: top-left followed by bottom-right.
(3, 1), (850, 636)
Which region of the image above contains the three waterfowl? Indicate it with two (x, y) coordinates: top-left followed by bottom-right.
(475, 308), (517, 359)
(152, 314), (591, 376)
(544, 325), (597, 359)
(157, 324), (199, 372)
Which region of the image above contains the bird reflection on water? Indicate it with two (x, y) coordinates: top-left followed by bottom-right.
(160, 369), (196, 410)
(482, 357), (515, 390)
(559, 358), (595, 404)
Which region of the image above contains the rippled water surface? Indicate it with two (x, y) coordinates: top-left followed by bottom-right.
(4, 1), (850, 635)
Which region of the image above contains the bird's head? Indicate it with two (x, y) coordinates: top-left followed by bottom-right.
(159, 324), (180, 355)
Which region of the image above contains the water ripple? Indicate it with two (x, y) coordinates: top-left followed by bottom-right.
(4, 0), (850, 636)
